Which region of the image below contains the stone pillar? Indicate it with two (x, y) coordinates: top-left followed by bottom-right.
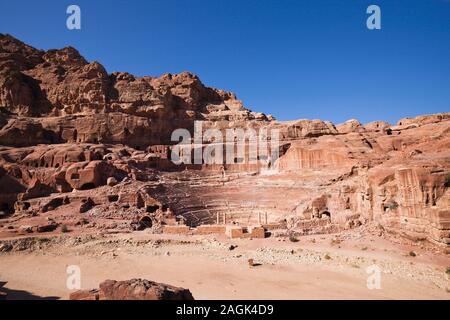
(217, 212), (220, 225)
(265, 212), (268, 224)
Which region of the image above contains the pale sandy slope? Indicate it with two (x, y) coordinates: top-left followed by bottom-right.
(0, 231), (449, 300)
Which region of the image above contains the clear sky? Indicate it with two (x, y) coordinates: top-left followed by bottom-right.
(1, 0), (449, 124)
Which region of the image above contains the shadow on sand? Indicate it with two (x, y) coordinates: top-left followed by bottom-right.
(0, 281), (60, 300)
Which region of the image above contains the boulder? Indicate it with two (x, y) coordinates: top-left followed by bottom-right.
(336, 119), (364, 134)
(70, 279), (194, 300)
(79, 197), (96, 213)
(106, 177), (118, 187)
(34, 223), (58, 233)
(69, 289), (102, 301)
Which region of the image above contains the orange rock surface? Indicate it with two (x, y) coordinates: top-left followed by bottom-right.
(0, 34), (448, 252)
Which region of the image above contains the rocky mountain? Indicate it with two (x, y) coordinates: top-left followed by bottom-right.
(0, 34), (449, 253)
(0, 33), (269, 147)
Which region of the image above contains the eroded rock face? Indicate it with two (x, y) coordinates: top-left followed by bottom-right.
(0, 34), (449, 251)
(336, 119), (364, 134)
(70, 279), (194, 300)
(0, 33), (267, 147)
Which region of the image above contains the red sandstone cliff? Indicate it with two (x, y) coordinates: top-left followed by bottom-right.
(0, 34), (449, 251)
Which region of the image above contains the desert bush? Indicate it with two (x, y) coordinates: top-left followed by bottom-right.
(330, 238), (342, 246)
(387, 201), (399, 210)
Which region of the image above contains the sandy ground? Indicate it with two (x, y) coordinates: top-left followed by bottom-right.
(0, 230), (449, 300)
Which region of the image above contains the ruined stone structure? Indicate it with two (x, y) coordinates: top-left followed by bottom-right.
(0, 34), (449, 251)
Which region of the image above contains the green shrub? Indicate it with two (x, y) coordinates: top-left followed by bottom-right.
(387, 201), (399, 210)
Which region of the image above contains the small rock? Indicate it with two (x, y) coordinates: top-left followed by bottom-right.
(121, 177), (132, 184)
(80, 198), (96, 213)
(20, 225), (33, 233)
(75, 218), (89, 226)
(107, 177), (118, 187)
(0, 243), (13, 252)
(35, 223), (58, 233)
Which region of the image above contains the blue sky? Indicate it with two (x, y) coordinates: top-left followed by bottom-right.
(1, 0), (449, 124)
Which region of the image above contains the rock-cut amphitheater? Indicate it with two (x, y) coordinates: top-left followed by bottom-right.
(0, 34), (449, 253)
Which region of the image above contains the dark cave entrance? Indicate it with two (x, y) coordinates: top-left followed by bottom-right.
(146, 205), (159, 213)
(138, 216), (153, 230)
(79, 183), (96, 190)
(321, 211), (331, 219)
(0, 203), (13, 215)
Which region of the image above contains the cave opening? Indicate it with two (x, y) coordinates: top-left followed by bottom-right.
(138, 216), (153, 230)
(108, 195), (119, 202)
(71, 173), (80, 180)
(80, 183), (95, 190)
(321, 211), (331, 219)
(0, 203), (13, 215)
(146, 205), (159, 213)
